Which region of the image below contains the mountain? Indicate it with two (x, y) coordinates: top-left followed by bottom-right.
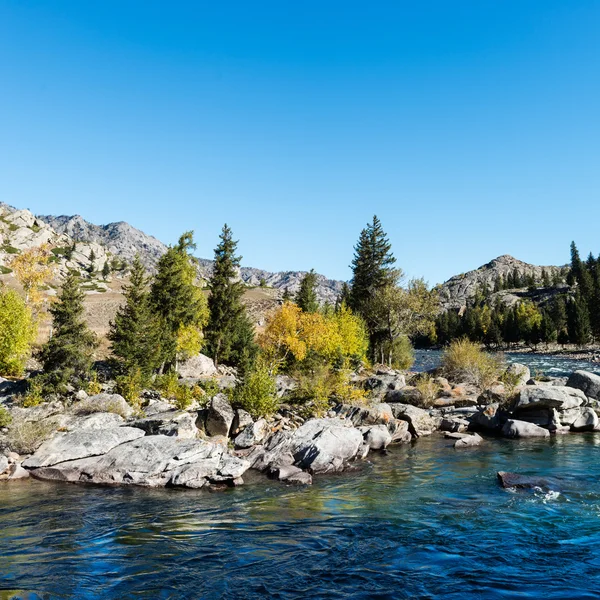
(438, 254), (567, 310)
(36, 212), (345, 304)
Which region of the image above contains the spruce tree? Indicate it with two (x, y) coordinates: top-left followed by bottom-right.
(567, 293), (591, 347)
(295, 269), (319, 313)
(282, 287), (292, 302)
(150, 232), (207, 370)
(102, 261), (110, 280)
(39, 270), (97, 390)
(336, 282), (351, 311)
(541, 269), (551, 287)
(109, 255), (161, 376)
(205, 224), (258, 369)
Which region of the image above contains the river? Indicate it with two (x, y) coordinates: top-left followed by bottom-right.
(2, 355), (600, 599)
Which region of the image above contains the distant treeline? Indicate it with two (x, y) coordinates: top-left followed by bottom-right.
(435, 242), (600, 348)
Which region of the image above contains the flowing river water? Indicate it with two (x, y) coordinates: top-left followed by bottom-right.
(2, 354), (600, 599)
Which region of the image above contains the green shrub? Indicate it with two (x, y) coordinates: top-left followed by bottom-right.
(0, 405), (12, 428)
(155, 370), (179, 399)
(198, 378), (220, 398)
(115, 368), (145, 408)
(235, 361), (279, 418)
(380, 336), (414, 370)
(174, 384), (194, 410)
(0, 265), (12, 275)
(22, 378), (45, 408)
(2, 246), (19, 255)
(414, 374), (441, 408)
(442, 339), (503, 390)
(8, 224), (18, 232)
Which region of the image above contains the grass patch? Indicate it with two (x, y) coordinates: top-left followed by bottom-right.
(7, 418), (55, 454)
(0, 265), (12, 275)
(442, 339), (503, 390)
(2, 245), (19, 255)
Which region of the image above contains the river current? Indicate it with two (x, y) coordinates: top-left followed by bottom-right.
(2, 355), (600, 599)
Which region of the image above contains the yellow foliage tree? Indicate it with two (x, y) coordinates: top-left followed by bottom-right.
(9, 244), (55, 313)
(0, 286), (37, 376)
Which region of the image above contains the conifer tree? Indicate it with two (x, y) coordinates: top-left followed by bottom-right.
(295, 269), (319, 313)
(150, 232), (208, 371)
(39, 270), (97, 389)
(567, 293), (591, 347)
(541, 269), (551, 287)
(336, 282), (351, 311)
(102, 261), (111, 280)
(282, 287), (292, 302)
(109, 255), (161, 376)
(205, 224), (258, 369)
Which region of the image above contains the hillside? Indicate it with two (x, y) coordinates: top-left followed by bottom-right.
(37, 212), (344, 304)
(438, 254), (568, 310)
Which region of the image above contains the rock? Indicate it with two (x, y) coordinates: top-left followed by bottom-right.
(386, 419), (412, 443)
(285, 471), (312, 485)
(30, 436), (247, 488)
(385, 386), (421, 405)
(231, 409), (253, 435)
(269, 464), (304, 480)
(76, 394), (133, 418)
(334, 403), (393, 427)
(75, 389), (88, 401)
(275, 375), (297, 398)
(364, 372), (406, 399)
(501, 419), (550, 439)
(391, 404), (438, 437)
(65, 412), (125, 431)
(477, 385), (507, 406)
(570, 407), (599, 432)
(497, 471), (558, 491)
(290, 418), (365, 474)
(505, 363), (531, 387)
(360, 424), (393, 450)
(177, 354), (218, 378)
(234, 418), (270, 449)
(454, 433), (482, 448)
(7, 464), (29, 480)
(514, 386), (587, 411)
(0, 455), (8, 475)
(444, 431), (469, 440)
(245, 431), (295, 472)
(129, 411), (198, 439)
(469, 403), (502, 431)
(23, 427), (146, 468)
(10, 400), (65, 423)
(440, 416), (469, 433)
(205, 394), (235, 437)
(566, 371), (600, 401)
(144, 399), (175, 416)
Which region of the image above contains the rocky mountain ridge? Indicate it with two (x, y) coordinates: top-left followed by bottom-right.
(37, 211), (344, 303)
(438, 254), (567, 310)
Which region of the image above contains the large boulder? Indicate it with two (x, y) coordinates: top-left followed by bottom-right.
(387, 419), (412, 443)
(385, 386), (422, 405)
(566, 371), (600, 401)
(245, 431), (295, 472)
(29, 435), (248, 488)
(514, 386), (586, 412)
(570, 407), (599, 432)
(454, 433), (482, 449)
(275, 375), (297, 398)
(391, 404), (438, 437)
(177, 354), (218, 379)
(290, 418), (365, 474)
(64, 413), (125, 431)
(22, 427), (145, 468)
(501, 419), (550, 439)
(205, 394), (235, 437)
(129, 411), (198, 439)
(364, 372), (406, 400)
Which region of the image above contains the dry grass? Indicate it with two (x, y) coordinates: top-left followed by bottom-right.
(442, 339), (503, 390)
(7, 417), (55, 455)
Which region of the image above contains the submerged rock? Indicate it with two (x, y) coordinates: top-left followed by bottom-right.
(501, 419), (550, 439)
(454, 433), (482, 449)
(497, 471), (559, 491)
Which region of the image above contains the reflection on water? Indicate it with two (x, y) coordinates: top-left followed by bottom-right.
(414, 348), (600, 377)
(3, 436), (600, 598)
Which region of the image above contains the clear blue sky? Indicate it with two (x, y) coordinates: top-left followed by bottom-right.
(1, 1), (599, 284)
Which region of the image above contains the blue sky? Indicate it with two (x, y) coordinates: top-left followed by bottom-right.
(1, 1), (599, 284)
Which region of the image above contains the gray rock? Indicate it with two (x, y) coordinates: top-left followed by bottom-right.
(65, 412), (125, 431)
(515, 386), (586, 411)
(440, 416), (469, 433)
(245, 431), (295, 472)
(7, 464), (29, 480)
(205, 394), (235, 437)
(454, 433), (482, 448)
(285, 471), (313, 485)
(275, 375), (298, 398)
(23, 427), (145, 468)
(291, 418), (365, 474)
(391, 404), (438, 437)
(566, 370), (600, 401)
(76, 394), (133, 418)
(385, 386), (421, 405)
(334, 403), (394, 427)
(269, 464), (304, 480)
(387, 419), (412, 443)
(364, 372), (406, 399)
(505, 363), (531, 387)
(231, 409), (253, 435)
(570, 407), (599, 432)
(234, 418), (270, 449)
(144, 399), (175, 416)
(177, 354), (218, 378)
(360, 424), (392, 450)
(501, 419), (550, 439)
(0, 455), (8, 475)
(129, 411), (198, 439)
(211, 454), (251, 482)
(497, 471), (558, 491)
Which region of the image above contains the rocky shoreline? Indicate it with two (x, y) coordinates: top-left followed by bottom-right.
(2, 361), (600, 490)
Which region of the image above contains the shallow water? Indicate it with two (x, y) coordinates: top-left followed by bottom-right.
(414, 348), (600, 378)
(3, 435), (600, 599)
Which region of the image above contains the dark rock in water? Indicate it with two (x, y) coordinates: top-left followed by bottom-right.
(567, 370), (600, 401)
(497, 471), (559, 491)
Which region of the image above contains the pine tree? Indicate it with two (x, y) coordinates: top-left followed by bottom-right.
(567, 293), (591, 347)
(109, 255), (161, 376)
(541, 269), (551, 287)
(150, 232), (208, 370)
(282, 287), (292, 302)
(336, 282), (351, 311)
(102, 261), (110, 280)
(590, 266), (600, 341)
(205, 224), (258, 369)
(39, 270), (97, 389)
(295, 269), (319, 313)
(540, 310), (557, 346)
